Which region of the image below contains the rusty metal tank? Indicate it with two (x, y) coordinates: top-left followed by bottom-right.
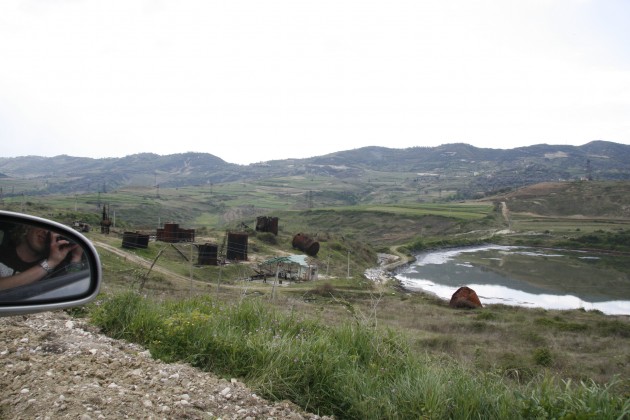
(227, 232), (248, 261)
(198, 243), (218, 266)
(156, 223), (195, 243)
(292, 233), (319, 256)
(256, 216), (279, 235)
(122, 232), (150, 249)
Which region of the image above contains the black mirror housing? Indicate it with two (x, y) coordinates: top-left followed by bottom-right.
(0, 211), (102, 316)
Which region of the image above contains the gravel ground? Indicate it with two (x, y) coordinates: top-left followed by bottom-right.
(0, 311), (332, 419)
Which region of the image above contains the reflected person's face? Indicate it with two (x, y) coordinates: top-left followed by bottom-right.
(24, 227), (49, 256)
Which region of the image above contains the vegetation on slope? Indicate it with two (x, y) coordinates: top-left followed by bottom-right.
(90, 292), (630, 419)
(3, 175), (630, 418)
(3, 141), (630, 200)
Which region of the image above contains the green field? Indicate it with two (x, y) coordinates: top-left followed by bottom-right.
(2, 179), (630, 418)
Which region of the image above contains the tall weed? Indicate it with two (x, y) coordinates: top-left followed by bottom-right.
(90, 292), (629, 419)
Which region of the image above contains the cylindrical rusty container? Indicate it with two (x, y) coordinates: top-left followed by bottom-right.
(227, 232), (248, 261)
(163, 223), (179, 243)
(157, 223), (195, 243)
(198, 243), (218, 265)
(122, 232), (150, 249)
(292, 233), (319, 256)
(256, 216), (279, 235)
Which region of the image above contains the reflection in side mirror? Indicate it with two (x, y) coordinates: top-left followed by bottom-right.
(0, 211), (102, 316)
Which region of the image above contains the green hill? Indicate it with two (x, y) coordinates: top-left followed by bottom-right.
(2, 141), (630, 200)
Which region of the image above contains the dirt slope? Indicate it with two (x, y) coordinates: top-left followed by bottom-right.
(0, 311), (330, 419)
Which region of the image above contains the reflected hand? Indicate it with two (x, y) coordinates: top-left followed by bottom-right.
(47, 232), (76, 268)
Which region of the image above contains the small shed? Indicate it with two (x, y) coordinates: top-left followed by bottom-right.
(259, 255), (317, 282)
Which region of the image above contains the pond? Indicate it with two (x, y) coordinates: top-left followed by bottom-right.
(395, 245), (630, 315)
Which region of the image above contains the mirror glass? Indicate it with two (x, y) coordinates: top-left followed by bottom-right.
(0, 218), (94, 304)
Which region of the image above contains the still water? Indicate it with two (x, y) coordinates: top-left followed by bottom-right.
(396, 245), (630, 315)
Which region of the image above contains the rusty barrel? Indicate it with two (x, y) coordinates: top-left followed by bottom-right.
(292, 233), (319, 256)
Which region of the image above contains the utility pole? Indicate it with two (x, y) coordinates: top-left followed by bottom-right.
(139, 249), (164, 292)
(326, 254), (330, 277)
(216, 262), (223, 293)
(190, 242), (194, 296)
(271, 263), (280, 301)
(347, 250), (351, 278)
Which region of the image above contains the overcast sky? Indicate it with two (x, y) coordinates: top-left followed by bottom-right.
(1, 0), (629, 165)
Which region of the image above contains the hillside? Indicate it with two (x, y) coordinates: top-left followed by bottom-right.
(2, 158), (630, 418)
(1, 141), (629, 201)
(496, 181), (630, 219)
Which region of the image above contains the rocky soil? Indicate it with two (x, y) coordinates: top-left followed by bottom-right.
(0, 311), (332, 419)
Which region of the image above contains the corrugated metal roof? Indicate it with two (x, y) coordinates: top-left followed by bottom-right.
(261, 254), (309, 267)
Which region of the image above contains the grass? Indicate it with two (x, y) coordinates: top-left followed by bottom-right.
(89, 292), (630, 419)
(5, 180), (630, 417)
(85, 233), (630, 390)
(324, 203), (493, 220)
(81, 234), (630, 418)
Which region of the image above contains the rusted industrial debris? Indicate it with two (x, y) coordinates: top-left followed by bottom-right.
(226, 232), (248, 261)
(157, 223), (195, 243)
(197, 243), (218, 265)
(72, 221), (90, 232)
(449, 286), (483, 309)
(122, 231), (150, 249)
(100, 204), (111, 234)
(197, 230), (249, 266)
(252, 254), (318, 282)
(292, 233), (319, 256)
(256, 216), (279, 235)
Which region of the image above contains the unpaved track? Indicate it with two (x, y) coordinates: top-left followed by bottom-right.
(95, 241), (195, 285)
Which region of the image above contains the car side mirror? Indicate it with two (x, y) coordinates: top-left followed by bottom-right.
(0, 211), (102, 316)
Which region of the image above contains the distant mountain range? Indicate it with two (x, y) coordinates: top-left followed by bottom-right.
(1, 141), (629, 199)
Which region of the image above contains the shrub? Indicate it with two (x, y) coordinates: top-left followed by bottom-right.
(534, 317), (588, 332)
(532, 347), (554, 367)
(476, 310), (498, 321)
(256, 232), (278, 245)
(596, 320), (630, 338)
(418, 335), (456, 351)
(407, 237), (426, 251)
(498, 352), (536, 383)
(308, 283), (336, 297)
(329, 241), (346, 252)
